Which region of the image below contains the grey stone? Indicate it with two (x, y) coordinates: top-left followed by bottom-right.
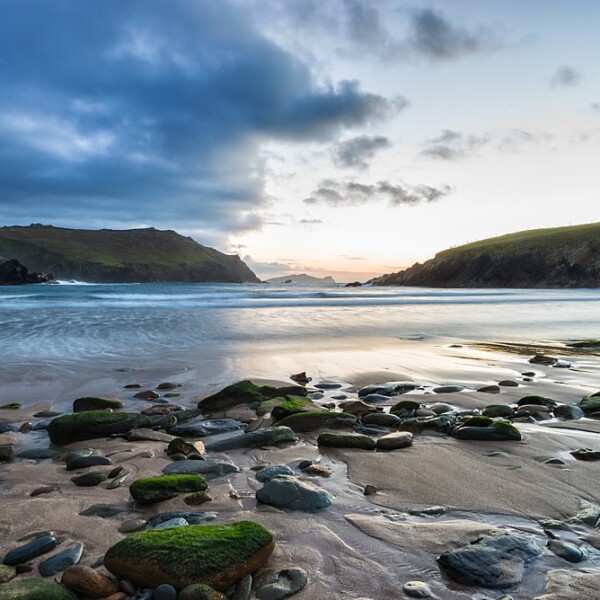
(498, 380), (519, 387)
(119, 519), (148, 533)
(433, 385), (464, 394)
(17, 448), (60, 460)
(402, 581), (432, 598)
(153, 583), (178, 600)
(256, 476), (332, 512)
(205, 427), (297, 452)
(254, 567), (308, 600)
(482, 405), (515, 418)
(38, 542), (84, 576)
(66, 455), (111, 470)
(126, 428), (175, 443)
(547, 539), (589, 563)
(256, 465), (294, 482)
(554, 404), (584, 420)
(231, 574), (252, 600)
(314, 382), (342, 390)
(169, 417), (244, 438)
(65, 448), (94, 462)
(376, 431), (413, 450)
(162, 459), (239, 479)
(153, 517), (189, 530)
(363, 413), (402, 427)
(146, 511), (217, 527)
(361, 393), (391, 403)
(317, 432), (376, 450)
(3, 534), (57, 566)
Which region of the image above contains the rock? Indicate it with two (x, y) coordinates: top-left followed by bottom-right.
(169, 418), (244, 438)
(376, 431), (413, 450)
(478, 385), (501, 394)
(3, 534), (57, 566)
(256, 476), (333, 512)
(253, 567), (308, 600)
(39, 543), (84, 576)
(571, 448), (600, 461)
(48, 411), (152, 445)
(71, 471), (108, 486)
(61, 564), (119, 598)
(0, 444), (14, 462)
(337, 400), (377, 417)
(134, 390), (160, 400)
(205, 427), (297, 452)
(19, 422), (32, 433)
(127, 428), (175, 443)
(18, 448), (60, 460)
(142, 404), (184, 416)
(231, 575), (252, 600)
(363, 485), (377, 496)
(390, 400), (421, 415)
(428, 403), (454, 414)
(166, 437), (204, 458)
(0, 579), (78, 599)
(578, 396), (600, 416)
(554, 404), (584, 420)
(162, 460), (239, 479)
(517, 395), (557, 408)
(275, 412), (356, 433)
(317, 432), (376, 450)
(119, 519), (148, 533)
(437, 531), (542, 588)
(0, 403), (20, 410)
(433, 385), (464, 394)
(179, 583), (227, 599)
(453, 418), (522, 441)
(147, 512), (217, 528)
(482, 405), (514, 418)
(184, 492), (213, 506)
(256, 465), (294, 482)
(73, 397), (124, 412)
(153, 583), (178, 599)
(290, 372), (311, 385)
(0, 565), (16, 583)
(130, 475), (207, 504)
(80, 505), (141, 518)
(65, 448), (94, 462)
(104, 521), (274, 591)
(153, 518), (189, 530)
(498, 380), (519, 387)
(268, 396), (319, 420)
(363, 413), (402, 427)
(402, 581), (432, 598)
(554, 359), (572, 368)
(358, 384), (397, 397)
(361, 393), (391, 403)
(157, 382), (179, 390)
(529, 354), (557, 366)
(547, 539), (589, 563)
(518, 404), (551, 415)
(544, 458), (566, 466)
(300, 464), (332, 477)
(34, 410), (62, 418)
(66, 455), (112, 470)
(107, 474), (130, 489)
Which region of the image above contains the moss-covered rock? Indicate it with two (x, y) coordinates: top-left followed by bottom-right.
(579, 396), (600, 415)
(197, 381), (307, 412)
(517, 395), (557, 408)
(462, 416), (494, 427)
(270, 396), (318, 420)
(0, 579), (78, 600)
(317, 432), (376, 450)
(276, 411), (356, 433)
(130, 475), (208, 504)
(73, 397), (124, 412)
(48, 411), (152, 445)
(103, 521), (274, 591)
(454, 421), (522, 441)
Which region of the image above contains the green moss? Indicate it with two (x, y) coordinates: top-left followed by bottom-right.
(259, 385), (307, 399)
(579, 396), (600, 415)
(179, 583), (227, 600)
(48, 411), (151, 445)
(517, 395), (557, 408)
(271, 396), (317, 420)
(0, 579), (77, 600)
(276, 411), (357, 433)
(198, 380), (264, 410)
(104, 521), (273, 584)
(130, 474), (208, 504)
(463, 416), (494, 427)
(73, 396), (123, 412)
(490, 421), (522, 440)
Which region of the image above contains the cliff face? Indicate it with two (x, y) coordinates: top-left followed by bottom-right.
(372, 223), (600, 288)
(0, 225), (259, 283)
(0, 258), (53, 285)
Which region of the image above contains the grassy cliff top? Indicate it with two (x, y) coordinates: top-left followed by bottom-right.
(436, 222), (600, 260)
(0, 225), (225, 267)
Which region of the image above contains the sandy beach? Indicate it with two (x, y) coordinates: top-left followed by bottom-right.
(2, 338), (600, 599)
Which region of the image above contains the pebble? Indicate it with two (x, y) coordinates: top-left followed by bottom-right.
(147, 511), (217, 527)
(314, 382), (342, 390)
(184, 492), (213, 506)
(544, 458), (566, 466)
(119, 519), (148, 533)
(256, 476), (333, 512)
(66, 455), (112, 470)
(65, 448), (94, 462)
(3, 534), (57, 566)
(547, 539), (589, 563)
(364, 484), (377, 496)
(18, 448), (60, 460)
(376, 431), (413, 450)
(134, 390), (160, 400)
(153, 583), (178, 599)
(498, 380), (519, 387)
(107, 474), (130, 489)
(301, 464), (332, 477)
(19, 422), (32, 433)
(39, 542), (84, 576)
(71, 471), (108, 486)
(433, 385), (464, 394)
(30, 485), (59, 497)
(162, 459), (239, 479)
(402, 581), (432, 598)
(253, 567), (308, 600)
(361, 393), (391, 403)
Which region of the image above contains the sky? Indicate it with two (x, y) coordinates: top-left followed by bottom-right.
(0, 0), (598, 281)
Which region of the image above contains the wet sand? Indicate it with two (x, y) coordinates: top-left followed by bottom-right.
(2, 341), (600, 599)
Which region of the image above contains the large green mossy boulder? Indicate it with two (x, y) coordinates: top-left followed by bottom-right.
(130, 474), (208, 504)
(103, 521), (275, 591)
(454, 420), (522, 441)
(0, 579), (77, 600)
(73, 397), (124, 412)
(269, 396), (318, 420)
(276, 411), (356, 433)
(48, 411), (151, 445)
(517, 395), (557, 408)
(579, 396), (600, 416)
(198, 381), (306, 411)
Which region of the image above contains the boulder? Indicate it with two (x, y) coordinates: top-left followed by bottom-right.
(73, 397), (123, 412)
(205, 427), (296, 452)
(517, 395), (557, 409)
(162, 460), (239, 479)
(453, 418), (522, 441)
(270, 396), (319, 421)
(130, 475), (208, 504)
(376, 431), (413, 450)
(482, 405), (514, 418)
(256, 476), (333, 512)
(275, 412), (356, 433)
(47, 412), (151, 445)
(554, 404), (584, 420)
(103, 521), (274, 591)
(169, 418), (244, 438)
(317, 432), (376, 450)
(579, 396), (600, 416)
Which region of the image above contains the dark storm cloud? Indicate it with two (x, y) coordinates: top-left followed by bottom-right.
(0, 0), (393, 236)
(550, 65), (581, 88)
(421, 130), (491, 160)
(333, 135), (392, 169)
(304, 179), (452, 207)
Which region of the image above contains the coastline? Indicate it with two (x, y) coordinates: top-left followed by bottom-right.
(2, 338), (600, 598)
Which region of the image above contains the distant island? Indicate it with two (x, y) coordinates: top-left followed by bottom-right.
(266, 273), (336, 285)
(0, 225), (259, 284)
(371, 222), (600, 288)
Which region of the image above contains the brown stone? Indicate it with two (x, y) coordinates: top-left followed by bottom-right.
(62, 565), (119, 599)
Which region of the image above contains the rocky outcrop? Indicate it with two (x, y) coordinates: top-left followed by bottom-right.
(0, 224), (258, 283)
(0, 258), (53, 285)
(372, 222), (600, 288)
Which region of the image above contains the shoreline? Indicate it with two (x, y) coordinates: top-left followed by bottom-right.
(1, 340), (600, 598)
